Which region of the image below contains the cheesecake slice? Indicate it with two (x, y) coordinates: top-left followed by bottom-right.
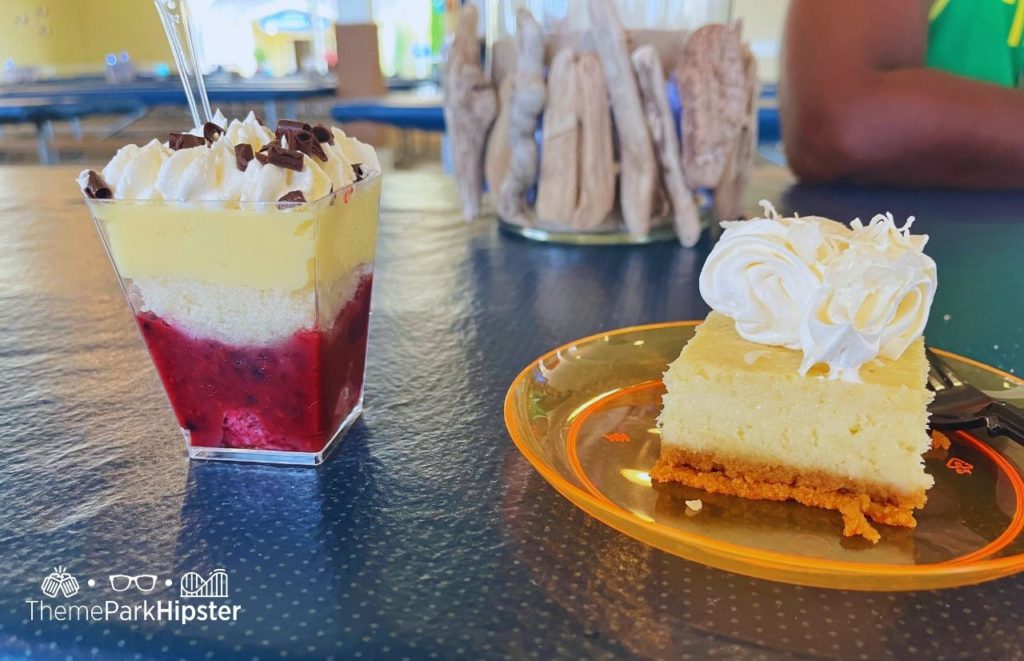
(653, 312), (934, 542)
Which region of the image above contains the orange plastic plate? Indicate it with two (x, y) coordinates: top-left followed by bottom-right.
(504, 322), (1024, 591)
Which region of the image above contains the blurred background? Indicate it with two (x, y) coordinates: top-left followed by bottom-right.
(0, 0), (786, 170)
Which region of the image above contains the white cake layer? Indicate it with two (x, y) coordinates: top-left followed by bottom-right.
(131, 265), (367, 346)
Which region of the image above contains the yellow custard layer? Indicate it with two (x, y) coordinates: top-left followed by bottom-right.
(88, 177), (382, 292)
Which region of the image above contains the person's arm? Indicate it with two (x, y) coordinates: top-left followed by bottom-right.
(781, 0), (1024, 188)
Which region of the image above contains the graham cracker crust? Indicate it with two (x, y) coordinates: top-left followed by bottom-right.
(650, 448), (928, 543)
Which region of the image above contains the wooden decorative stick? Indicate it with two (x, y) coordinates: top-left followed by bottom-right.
(588, 0), (657, 236)
(713, 43), (760, 221)
(498, 8), (545, 225)
(675, 22), (747, 190)
(572, 52), (616, 230)
(442, 3), (496, 220)
(485, 77), (514, 208)
(632, 44), (702, 247)
(536, 48), (580, 225)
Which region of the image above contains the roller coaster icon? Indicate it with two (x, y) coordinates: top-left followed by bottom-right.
(178, 569), (228, 599)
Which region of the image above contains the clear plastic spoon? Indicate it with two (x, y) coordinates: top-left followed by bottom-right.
(153, 0), (212, 128)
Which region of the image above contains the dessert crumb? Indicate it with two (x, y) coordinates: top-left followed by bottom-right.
(925, 430), (952, 460)
(942, 314), (951, 322)
(685, 499), (703, 513)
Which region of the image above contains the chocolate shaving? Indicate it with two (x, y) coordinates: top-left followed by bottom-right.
(251, 141), (303, 169)
(277, 119), (311, 132)
(311, 124), (334, 144)
(278, 190), (306, 204)
(83, 170), (113, 199)
(352, 163), (368, 182)
(278, 190), (306, 209)
(310, 139), (327, 162)
(292, 130), (328, 162)
(265, 144), (305, 171)
(253, 139), (272, 166)
(274, 129), (293, 148)
(203, 121), (225, 144)
(274, 120), (316, 155)
(168, 132), (206, 150)
(234, 144), (255, 171)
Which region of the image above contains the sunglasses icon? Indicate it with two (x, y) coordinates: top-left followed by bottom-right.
(108, 574), (158, 593)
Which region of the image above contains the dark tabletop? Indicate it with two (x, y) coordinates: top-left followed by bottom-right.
(1, 163), (1023, 660)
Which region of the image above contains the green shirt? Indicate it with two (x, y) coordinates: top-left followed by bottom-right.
(927, 0), (1024, 87)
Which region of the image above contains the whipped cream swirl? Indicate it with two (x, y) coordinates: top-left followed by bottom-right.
(699, 201), (937, 381)
(79, 110), (380, 204)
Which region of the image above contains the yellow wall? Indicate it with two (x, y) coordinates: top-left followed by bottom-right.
(77, 0), (171, 68)
(734, 0), (789, 82)
(0, 0), (85, 69)
(252, 26), (298, 77)
(0, 0), (170, 74)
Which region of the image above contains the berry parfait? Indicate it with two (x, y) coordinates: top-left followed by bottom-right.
(80, 112), (382, 465)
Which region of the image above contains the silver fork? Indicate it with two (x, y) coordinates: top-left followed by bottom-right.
(927, 348), (1024, 443)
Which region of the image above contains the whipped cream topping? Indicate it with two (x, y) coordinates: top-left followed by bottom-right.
(94, 139), (171, 200)
(238, 156), (333, 203)
(154, 136), (246, 202)
(79, 110), (380, 204)
(699, 201), (937, 381)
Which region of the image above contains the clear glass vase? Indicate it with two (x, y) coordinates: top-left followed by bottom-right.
(86, 175), (382, 465)
(483, 0), (734, 244)
(487, 0), (733, 39)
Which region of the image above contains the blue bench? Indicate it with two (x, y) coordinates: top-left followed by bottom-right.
(0, 75), (340, 163)
(0, 97), (145, 164)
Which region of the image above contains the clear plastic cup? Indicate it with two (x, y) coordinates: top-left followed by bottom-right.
(86, 174), (382, 465)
